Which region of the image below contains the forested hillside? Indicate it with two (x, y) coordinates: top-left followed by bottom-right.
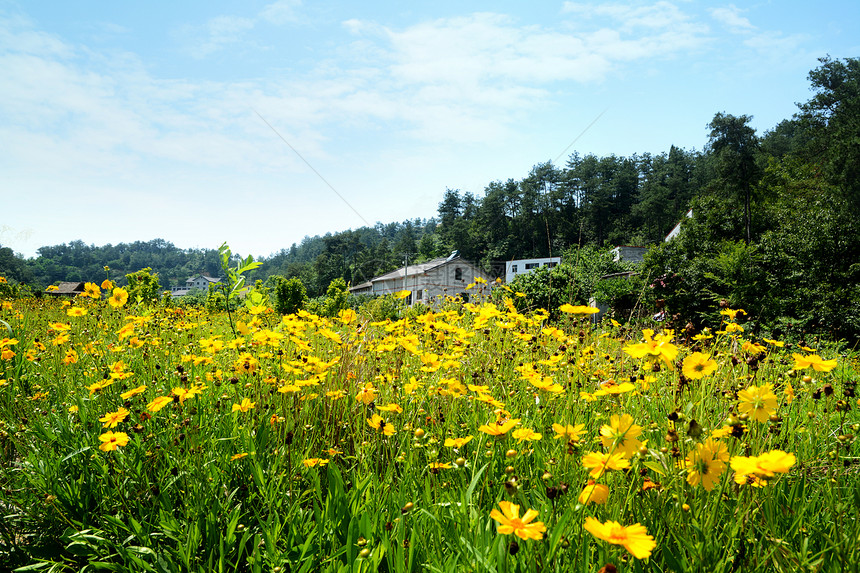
(1, 57), (858, 340)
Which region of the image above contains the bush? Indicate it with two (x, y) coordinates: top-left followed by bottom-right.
(273, 276), (308, 315)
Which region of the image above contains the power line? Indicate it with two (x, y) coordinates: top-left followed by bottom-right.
(553, 107), (609, 164)
(253, 109), (371, 227)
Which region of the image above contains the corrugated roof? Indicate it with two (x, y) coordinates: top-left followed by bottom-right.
(370, 256), (457, 283)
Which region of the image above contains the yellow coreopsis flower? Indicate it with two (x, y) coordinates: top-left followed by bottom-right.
(583, 517), (656, 560)
(685, 438), (729, 491)
(792, 353), (838, 372)
(737, 383), (778, 423)
(302, 458), (330, 468)
(552, 423), (585, 442)
(99, 407), (130, 428)
(478, 418), (521, 436)
(682, 352), (717, 379)
(599, 414), (643, 458)
(120, 385), (147, 400)
(731, 450), (796, 485)
(66, 306), (87, 317)
(512, 428), (542, 443)
(147, 396), (173, 412)
(232, 398), (255, 413)
(581, 451), (630, 478)
(490, 501), (546, 540)
(108, 287), (128, 308)
(83, 282), (101, 299)
(624, 330), (678, 369)
(444, 436), (474, 448)
(578, 481), (609, 505)
(367, 414), (395, 436)
(559, 304), (600, 316)
(98, 431), (130, 452)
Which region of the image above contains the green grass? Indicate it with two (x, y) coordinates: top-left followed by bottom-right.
(0, 292), (858, 572)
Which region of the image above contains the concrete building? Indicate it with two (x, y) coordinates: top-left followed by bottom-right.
(349, 252), (495, 304)
(504, 257), (561, 283)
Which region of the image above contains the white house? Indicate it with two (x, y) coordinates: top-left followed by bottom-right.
(349, 252), (495, 304)
(170, 275), (222, 297)
(610, 246), (649, 264)
(665, 208), (693, 242)
(504, 257), (561, 283)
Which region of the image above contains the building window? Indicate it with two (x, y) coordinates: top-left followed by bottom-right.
(455, 267), (463, 280)
(525, 263), (539, 270)
(416, 289), (423, 300)
(511, 264), (518, 273)
(546, 262), (557, 268)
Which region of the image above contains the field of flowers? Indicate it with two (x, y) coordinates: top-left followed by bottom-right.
(1, 278), (858, 572)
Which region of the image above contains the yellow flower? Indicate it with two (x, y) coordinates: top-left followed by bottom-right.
(98, 431), (130, 452)
(552, 423), (585, 442)
(83, 282), (101, 299)
(147, 396), (173, 412)
(581, 451), (630, 478)
(731, 450), (796, 484)
(99, 407), (130, 428)
(376, 403), (403, 413)
(624, 330), (678, 368)
(444, 436), (474, 448)
(394, 290), (411, 299)
(784, 383), (794, 405)
(356, 383), (377, 405)
(792, 353), (838, 372)
(682, 352), (717, 379)
(512, 428), (542, 443)
(763, 338), (784, 347)
(478, 418), (521, 436)
(101, 279), (114, 290)
(578, 481), (609, 505)
(719, 308), (745, 321)
(685, 439), (729, 491)
(559, 304), (600, 316)
(583, 517), (656, 560)
(108, 287), (128, 308)
(737, 383), (778, 423)
(367, 414), (395, 436)
(233, 352), (259, 374)
(599, 414), (643, 458)
(489, 501), (546, 540)
(232, 397), (255, 413)
(66, 306), (87, 317)
(231, 453), (249, 461)
(120, 385), (147, 399)
(63, 349), (78, 365)
(302, 458), (330, 468)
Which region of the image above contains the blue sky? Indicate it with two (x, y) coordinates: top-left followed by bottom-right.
(1, 1), (858, 259)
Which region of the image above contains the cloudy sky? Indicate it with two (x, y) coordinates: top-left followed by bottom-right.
(1, 1), (858, 259)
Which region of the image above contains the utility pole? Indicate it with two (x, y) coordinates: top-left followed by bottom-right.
(402, 252), (414, 303)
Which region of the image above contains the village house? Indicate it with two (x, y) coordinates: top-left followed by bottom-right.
(349, 252), (495, 304)
(170, 275), (222, 297)
(44, 282), (86, 297)
(504, 257), (561, 283)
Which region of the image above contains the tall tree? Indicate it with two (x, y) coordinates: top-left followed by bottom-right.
(707, 113), (762, 244)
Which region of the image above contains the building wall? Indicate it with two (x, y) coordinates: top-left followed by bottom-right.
(371, 260), (495, 303)
(610, 246), (648, 264)
(505, 257), (561, 283)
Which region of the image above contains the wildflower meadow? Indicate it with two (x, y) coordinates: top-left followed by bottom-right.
(0, 277), (858, 572)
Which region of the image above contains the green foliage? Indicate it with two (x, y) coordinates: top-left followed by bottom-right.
(502, 245), (626, 318)
(273, 276), (308, 315)
(124, 267), (162, 304)
(322, 278), (348, 318)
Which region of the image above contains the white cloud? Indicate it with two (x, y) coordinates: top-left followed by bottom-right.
(710, 5), (756, 33)
(260, 0), (302, 26)
(189, 15), (255, 59)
